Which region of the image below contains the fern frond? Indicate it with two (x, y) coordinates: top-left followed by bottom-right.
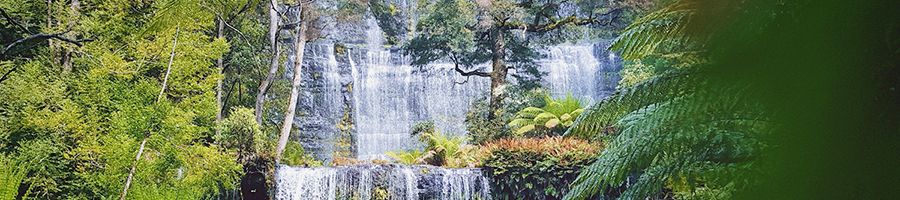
(0, 155), (27, 200)
(565, 69), (695, 139)
(611, 0), (697, 60)
(564, 85), (768, 200)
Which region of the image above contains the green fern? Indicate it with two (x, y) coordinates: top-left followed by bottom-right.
(563, 1), (770, 196)
(563, 74), (768, 199)
(386, 150), (425, 165)
(565, 69), (695, 140)
(0, 155), (28, 200)
(611, 0), (698, 60)
(509, 95), (584, 136)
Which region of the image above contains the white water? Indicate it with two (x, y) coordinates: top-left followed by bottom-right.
(275, 165), (490, 200)
(351, 17), (619, 160)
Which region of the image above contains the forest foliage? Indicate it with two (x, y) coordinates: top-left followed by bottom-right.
(0, 0), (896, 199)
(0, 0), (277, 199)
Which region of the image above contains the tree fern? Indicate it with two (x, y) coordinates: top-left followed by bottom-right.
(563, 79), (768, 199)
(565, 69), (695, 140)
(611, 0), (698, 60)
(509, 95), (584, 136)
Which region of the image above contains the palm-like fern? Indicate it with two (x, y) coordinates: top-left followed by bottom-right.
(564, 82), (768, 199)
(562, 0), (769, 199)
(565, 69), (695, 140)
(611, 0), (698, 60)
(508, 95), (584, 136)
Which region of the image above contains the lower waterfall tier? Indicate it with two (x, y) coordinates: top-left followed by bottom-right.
(276, 164), (491, 200)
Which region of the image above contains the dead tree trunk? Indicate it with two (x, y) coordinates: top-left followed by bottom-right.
(120, 27), (179, 200)
(275, 19), (307, 162)
(256, 0), (282, 124)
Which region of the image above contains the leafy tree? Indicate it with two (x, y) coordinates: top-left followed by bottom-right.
(405, 0), (632, 116)
(0, 0), (253, 198)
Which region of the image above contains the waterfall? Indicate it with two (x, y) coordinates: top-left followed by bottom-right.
(349, 43), (619, 159)
(351, 16), (491, 160)
(276, 7), (620, 199)
(275, 165), (490, 200)
(281, 7), (621, 160)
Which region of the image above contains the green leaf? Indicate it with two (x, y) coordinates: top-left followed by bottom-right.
(545, 118), (560, 128)
(515, 125), (536, 135)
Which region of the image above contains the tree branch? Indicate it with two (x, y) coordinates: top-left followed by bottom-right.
(450, 54), (490, 77)
(0, 8), (30, 33)
(121, 26), (179, 200)
(500, 8), (623, 33)
(0, 64), (19, 85)
(2, 32), (94, 56)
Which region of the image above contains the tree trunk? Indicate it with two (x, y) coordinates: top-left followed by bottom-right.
(256, 0), (282, 124)
(216, 18), (225, 135)
(275, 20), (307, 162)
(62, 0), (79, 73)
(120, 27), (179, 200)
(119, 138), (147, 200)
(488, 29), (508, 118)
(46, 0), (51, 47)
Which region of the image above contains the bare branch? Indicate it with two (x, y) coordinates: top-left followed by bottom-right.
(2, 32), (95, 56)
(0, 64), (19, 85)
(450, 54), (490, 77)
(0, 8), (30, 33)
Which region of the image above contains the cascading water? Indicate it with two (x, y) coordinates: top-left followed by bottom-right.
(541, 44), (622, 104)
(276, 165), (490, 200)
(275, 4), (620, 199)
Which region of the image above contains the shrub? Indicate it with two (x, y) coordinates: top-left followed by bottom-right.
(216, 107), (270, 162)
(466, 87), (548, 144)
(385, 121), (478, 168)
(281, 141), (322, 167)
(480, 137), (601, 200)
(331, 157), (363, 166)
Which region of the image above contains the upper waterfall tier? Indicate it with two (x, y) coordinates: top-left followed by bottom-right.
(270, 6), (621, 161)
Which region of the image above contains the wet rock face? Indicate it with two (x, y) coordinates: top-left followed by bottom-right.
(275, 165), (491, 200)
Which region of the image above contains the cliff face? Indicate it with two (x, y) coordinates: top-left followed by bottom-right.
(271, 2), (622, 162)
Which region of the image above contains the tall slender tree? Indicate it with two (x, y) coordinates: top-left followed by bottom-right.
(275, 1), (317, 162)
(256, 0), (283, 124)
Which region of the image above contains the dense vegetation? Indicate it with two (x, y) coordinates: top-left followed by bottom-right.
(1, 0), (897, 199)
(480, 137), (600, 200)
